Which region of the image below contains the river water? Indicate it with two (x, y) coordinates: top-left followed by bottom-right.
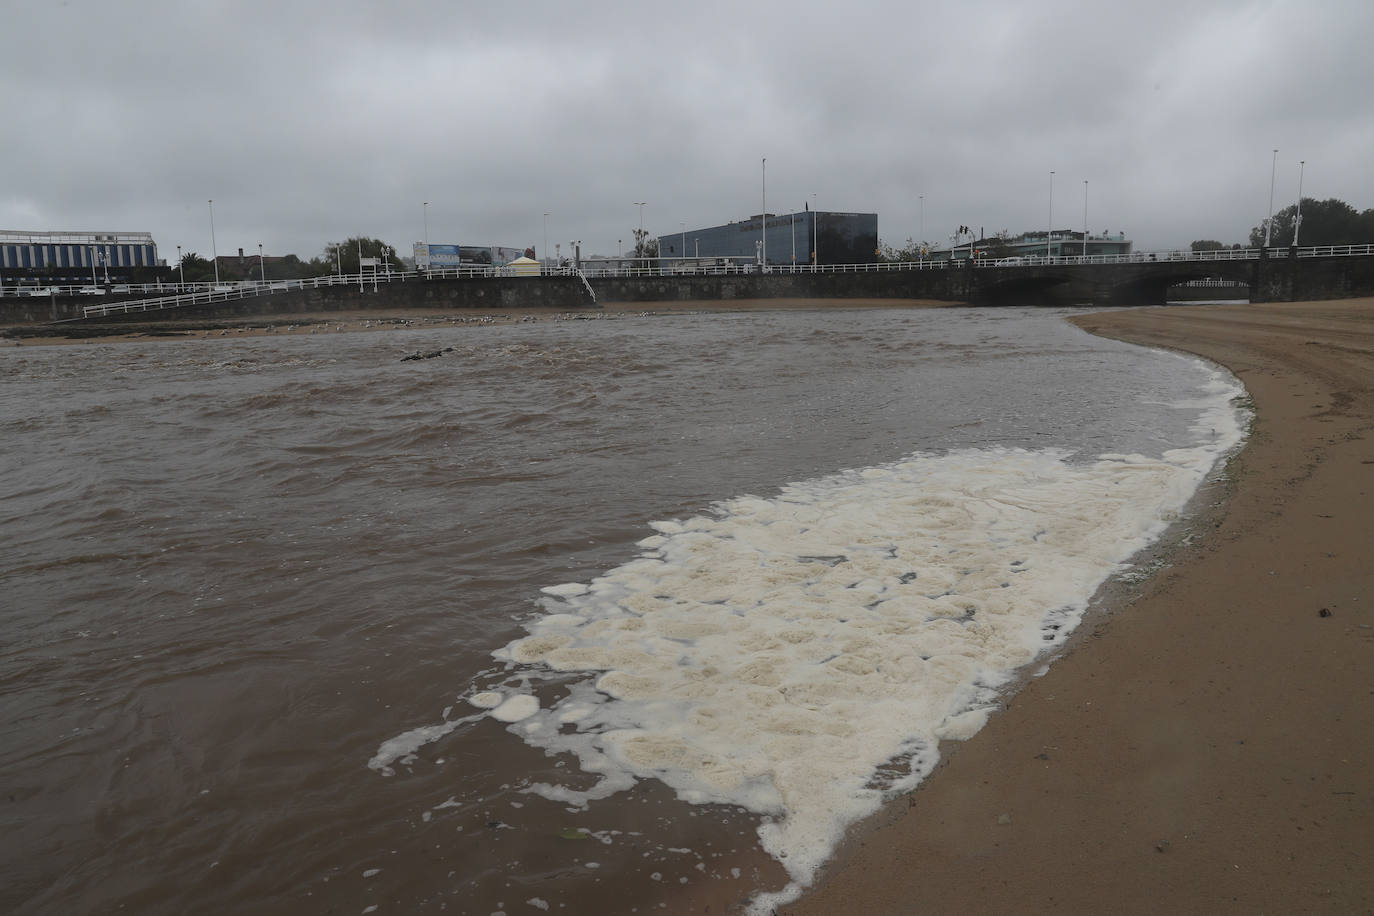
(1, 306), (1245, 915)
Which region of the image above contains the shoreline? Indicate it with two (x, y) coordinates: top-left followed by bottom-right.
(781, 298), (1374, 914)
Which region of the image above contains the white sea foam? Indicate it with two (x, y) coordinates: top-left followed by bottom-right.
(485, 368), (1244, 912)
(368, 357), (1246, 912)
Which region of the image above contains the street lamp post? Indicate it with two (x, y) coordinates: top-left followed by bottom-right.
(176, 245), (184, 290)
(634, 202), (646, 265)
(695, 238), (699, 258)
(91, 246), (99, 286)
(760, 158), (767, 268)
(1047, 171), (1055, 258)
(208, 199), (219, 285)
(791, 209), (796, 265)
(423, 201), (430, 273)
(681, 221), (686, 265)
(919, 194), (925, 261)
(1083, 180), (1089, 259)
(1292, 160), (1306, 247)
(543, 212), (550, 270)
(812, 193), (818, 267)
(1264, 148), (1278, 248)
(259, 243), (266, 283)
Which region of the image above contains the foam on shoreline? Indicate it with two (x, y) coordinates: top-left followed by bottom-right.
(468, 364), (1245, 911)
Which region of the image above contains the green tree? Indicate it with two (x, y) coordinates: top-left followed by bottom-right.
(629, 228), (658, 261)
(177, 251), (214, 281)
(324, 237), (401, 274)
(879, 237), (928, 262)
(1248, 198), (1374, 247)
(1190, 239), (1227, 251)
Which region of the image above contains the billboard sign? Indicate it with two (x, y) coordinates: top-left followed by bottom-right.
(412, 243), (536, 268)
(490, 246), (527, 266)
(413, 243), (463, 268)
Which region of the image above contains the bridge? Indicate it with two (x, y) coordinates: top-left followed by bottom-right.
(3, 244), (1372, 323)
(960, 244), (1374, 306)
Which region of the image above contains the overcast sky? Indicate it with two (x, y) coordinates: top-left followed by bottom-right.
(4, 0), (1372, 262)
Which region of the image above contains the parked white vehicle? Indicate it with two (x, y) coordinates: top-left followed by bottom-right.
(78, 286), (107, 295)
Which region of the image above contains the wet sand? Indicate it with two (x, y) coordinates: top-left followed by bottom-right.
(785, 299), (1374, 915)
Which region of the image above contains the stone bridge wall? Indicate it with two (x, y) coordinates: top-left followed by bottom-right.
(4, 254), (1372, 325)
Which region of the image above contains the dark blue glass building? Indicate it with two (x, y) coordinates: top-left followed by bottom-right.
(657, 211), (878, 267)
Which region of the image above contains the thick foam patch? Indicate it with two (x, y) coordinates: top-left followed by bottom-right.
(490, 393), (1243, 910)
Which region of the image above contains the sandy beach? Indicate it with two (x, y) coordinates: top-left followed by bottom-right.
(784, 299), (1374, 915)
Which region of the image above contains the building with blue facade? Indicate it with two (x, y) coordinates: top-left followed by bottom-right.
(0, 230), (161, 283)
(658, 210), (878, 268)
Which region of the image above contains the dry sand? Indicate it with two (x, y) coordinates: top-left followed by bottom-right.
(783, 299), (1374, 915)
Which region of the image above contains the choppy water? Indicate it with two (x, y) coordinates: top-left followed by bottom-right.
(0, 307), (1244, 915)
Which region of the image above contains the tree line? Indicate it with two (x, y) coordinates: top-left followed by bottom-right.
(174, 237), (399, 282)
(1193, 197), (1374, 251)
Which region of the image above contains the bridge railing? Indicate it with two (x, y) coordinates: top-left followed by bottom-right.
(971, 243), (1374, 268)
(1294, 243), (1374, 258)
(573, 259), (951, 278)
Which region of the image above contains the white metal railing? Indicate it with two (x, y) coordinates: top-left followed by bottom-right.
(969, 242), (1374, 268)
(1179, 278), (1249, 288)
(77, 272), (378, 318)
(573, 268), (596, 302)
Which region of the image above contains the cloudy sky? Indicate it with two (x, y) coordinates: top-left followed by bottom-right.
(4, 0), (1371, 263)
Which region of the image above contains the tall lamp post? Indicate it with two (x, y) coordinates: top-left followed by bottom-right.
(760, 158), (767, 268)
(681, 221), (686, 264)
(208, 199), (220, 285)
(1264, 148), (1278, 248)
(1083, 180), (1089, 259)
(543, 211), (550, 270)
(423, 201), (430, 273)
(634, 202), (646, 264)
(176, 245), (184, 290)
(259, 243), (266, 283)
(1047, 171), (1055, 258)
(919, 194), (925, 255)
(1292, 160), (1306, 247)
(92, 246), (100, 286)
(812, 192), (818, 267)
